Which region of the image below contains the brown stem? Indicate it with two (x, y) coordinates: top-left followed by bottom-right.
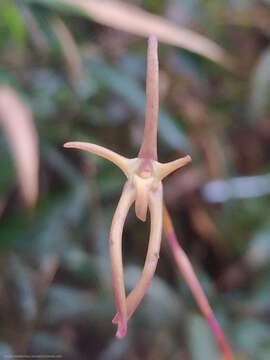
(138, 35), (159, 160)
(163, 205), (234, 360)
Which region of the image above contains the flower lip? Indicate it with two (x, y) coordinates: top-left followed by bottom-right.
(137, 158), (154, 179)
(139, 170), (152, 178)
(133, 174), (155, 221)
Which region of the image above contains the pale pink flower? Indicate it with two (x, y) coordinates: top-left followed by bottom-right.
(64, 36), (234, 360)
(64, 36), (191, 338)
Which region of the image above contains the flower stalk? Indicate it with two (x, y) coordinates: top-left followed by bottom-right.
(163, 205), (234, 360)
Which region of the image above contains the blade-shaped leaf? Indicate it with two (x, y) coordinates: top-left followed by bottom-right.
(0, 86), (39, 208)
(26, 0), (234, 69)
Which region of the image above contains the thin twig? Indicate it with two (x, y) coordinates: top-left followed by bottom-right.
(163, 205), (234, 360)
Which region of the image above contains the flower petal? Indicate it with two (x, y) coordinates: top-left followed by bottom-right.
(110, 181), (135, 338)
(113, 183), (163, 323)
(133, 174), (154, 222)
(155, 155), (191, 180)
(138, 36), (159, 160)
(64, 141), (131, 177)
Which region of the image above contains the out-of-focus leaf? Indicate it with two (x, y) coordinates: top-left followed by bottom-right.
(29, 332), (75, 358)
(233, 320), (270, 357)
(26, 69), (72, 119)
(22, 186), (89, 261)
(61, 247), (100, 286)
(42, 144), (84, 186)
(248, 266), (270, 308)
(97, 171), (122, 199)
(27, 5), (60, 52)
(26, 0), (234, 69)
(99, 336), (131, 360)
(245, 228), (270, 269)
(187, 314), (219, 360)
(0, 343), (13, 359)
(50, 16), (82, 85)
(258, 348), (270, 360)
(216, 197), (265, 253)
(19, 5), (51, 54)
(0, 215), (33, 252)
(0, 86), (39, 208)
(0, 190), (80, 254)
(249, 48), (270, 120)
(7, 255), (37, 322)
(0, 68), (17, 87)
(85, 60), (191, 153)
(0, 138), (14, 197)
(168, 51), (209, 86)
(42, 285), (104, 325)
(0, 0), (26, 45)
(117, 52), (146, 83)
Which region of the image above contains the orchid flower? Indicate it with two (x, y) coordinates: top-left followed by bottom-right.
(64, 36), (190, 338)
(64, 36), (234, 360)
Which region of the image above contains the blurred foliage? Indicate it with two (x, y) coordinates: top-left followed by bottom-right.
(1, 0), (270, 359)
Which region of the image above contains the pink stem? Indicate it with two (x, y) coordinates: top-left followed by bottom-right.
(163, 206), (234, 360)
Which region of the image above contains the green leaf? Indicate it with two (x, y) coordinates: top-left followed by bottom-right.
(0, 139), (15, 198)
(0, 0), (26, 45)
(24, 0), (85, 16)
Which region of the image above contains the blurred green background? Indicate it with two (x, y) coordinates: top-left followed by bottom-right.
(1, 0), (270, 359)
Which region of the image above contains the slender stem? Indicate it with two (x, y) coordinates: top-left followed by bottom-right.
(163, 205), (234, 360)
(138, 35), (159, 160)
